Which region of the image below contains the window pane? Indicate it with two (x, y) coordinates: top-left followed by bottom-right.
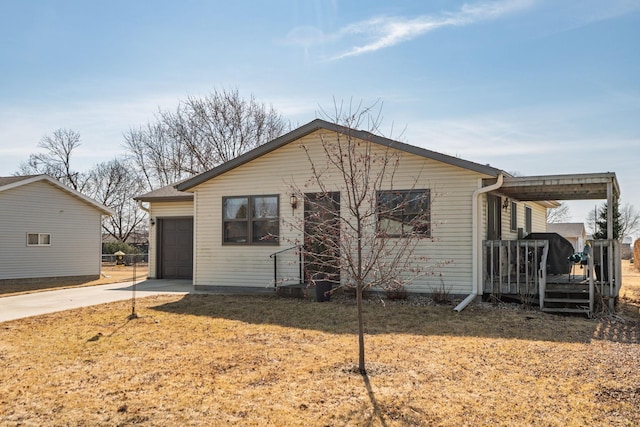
(406, 191), (429, 214)
(40, 234), (51, 245)
(252, 220), (279, 243)
(224, 197), (248, 220)
(378, 217), (404, 236)
(377, 190), (430, 237)
(224, 221), (248, 243)
(27, 234), (38, 245)
(252, 196), (278, 219)
(408, 214), (430, 235)
(378, 192), (401, 211)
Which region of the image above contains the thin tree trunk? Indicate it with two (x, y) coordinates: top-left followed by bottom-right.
(357, 284), (366, 375)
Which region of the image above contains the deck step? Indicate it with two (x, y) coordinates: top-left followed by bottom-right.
(541, 307), (590, 314)
(544, 297), (589, 304)
(545, 285), (589, 292)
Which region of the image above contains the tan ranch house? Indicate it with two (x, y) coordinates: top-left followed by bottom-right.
(135, 119), (621, 315)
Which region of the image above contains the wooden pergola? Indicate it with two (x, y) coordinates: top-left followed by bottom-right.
(498, 172), (620, 239)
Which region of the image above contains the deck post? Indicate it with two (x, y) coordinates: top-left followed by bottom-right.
(538, 241), (548, 310)
(588, 252), (594, 316)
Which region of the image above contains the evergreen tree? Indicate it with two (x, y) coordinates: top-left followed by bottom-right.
(593, 200), (622, 240)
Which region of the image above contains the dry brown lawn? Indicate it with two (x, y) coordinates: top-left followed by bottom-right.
(1, 262), (639, 426)
(0, 264), (149, 296)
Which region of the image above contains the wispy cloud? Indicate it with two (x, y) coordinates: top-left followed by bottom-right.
(405, 99), (640, 167)
(324, 0), (535, 60)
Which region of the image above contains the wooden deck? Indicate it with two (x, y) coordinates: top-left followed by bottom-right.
(483, 239), (622, 316)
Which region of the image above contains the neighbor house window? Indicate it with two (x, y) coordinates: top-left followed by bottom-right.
(223, 195), (279, 244)
(525, 206), (532, 234)
(510, 201), (517, 232)
(27, 233), (51, 246)
(377, 189), (431, 237)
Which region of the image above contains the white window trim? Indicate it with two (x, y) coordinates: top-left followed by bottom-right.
(27, 233), (51, 246)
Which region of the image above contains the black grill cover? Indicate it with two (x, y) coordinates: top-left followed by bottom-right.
(523, 232), (574, 275)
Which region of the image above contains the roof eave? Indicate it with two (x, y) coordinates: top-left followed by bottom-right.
(176, 119), (502, 191)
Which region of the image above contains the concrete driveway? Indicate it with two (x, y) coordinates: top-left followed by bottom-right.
(0, 279), (193, 323)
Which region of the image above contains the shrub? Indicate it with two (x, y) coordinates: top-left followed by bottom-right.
(634, 239), (640, 272)
(385, 286), (409, 301)
(102, 241), (142, 255)
(431, 279), (452, 305)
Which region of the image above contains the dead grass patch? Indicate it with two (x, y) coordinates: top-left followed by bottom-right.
(0, 264), (148, 296)
(0, 262), (639, 426)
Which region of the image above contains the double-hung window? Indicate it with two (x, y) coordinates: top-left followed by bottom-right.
(377, 189), (431, 237)
(223, 195), (279, 244)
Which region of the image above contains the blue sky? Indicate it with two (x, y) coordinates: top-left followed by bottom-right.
(1, 0), (638, 233)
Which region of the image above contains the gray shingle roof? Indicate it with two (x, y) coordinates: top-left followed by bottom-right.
(175, 118), (502, 192)
(134, 182), (194, 202)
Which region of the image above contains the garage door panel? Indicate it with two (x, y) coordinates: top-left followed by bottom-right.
(159, 218), (193, 279)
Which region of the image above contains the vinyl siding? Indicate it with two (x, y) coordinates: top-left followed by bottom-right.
(500, 200), (548, 240)
(147, 200), (194, 279)
(530, 203), (548, 232)
(0, 181), (103, 280)
(190, 130), (492, 295)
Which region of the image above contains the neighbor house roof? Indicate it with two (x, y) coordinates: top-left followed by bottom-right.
(175, 118), (503, 192)
(547, 223), (587, 238)
(0, 174), (114, 216)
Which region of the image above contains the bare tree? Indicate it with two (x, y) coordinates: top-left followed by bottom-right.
(287, 102), (443, 374)
(620, 203), (640, 241)
(18, 129), (86, 191)
(124, 88), (290, 190)
(86, 158), (148, 243)
(123, 122), (188, 190)
(547, 203), (571, 223)
(16, 130), (147, 244)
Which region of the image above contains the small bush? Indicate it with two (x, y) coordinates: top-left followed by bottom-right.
(102, 241), (142, 255)
(431, 279), (452, 305)
(385, 287), (409, 301)
(634, 239), (640, 272)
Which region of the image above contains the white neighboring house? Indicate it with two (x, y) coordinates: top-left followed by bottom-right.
(0, 175), (113, 286)
(547, 222), (587, 252)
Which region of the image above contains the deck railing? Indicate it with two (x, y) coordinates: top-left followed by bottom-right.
(588, 239), (621, 311)
(483, 240), (549, 304)
(483, 238), (621, 313)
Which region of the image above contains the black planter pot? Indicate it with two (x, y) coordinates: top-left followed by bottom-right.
(315, 280), (332, 302)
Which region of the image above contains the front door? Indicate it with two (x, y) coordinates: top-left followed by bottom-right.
(304, 192), (340, 283)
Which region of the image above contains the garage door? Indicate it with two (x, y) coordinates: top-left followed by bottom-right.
(159, 217), (193, 279)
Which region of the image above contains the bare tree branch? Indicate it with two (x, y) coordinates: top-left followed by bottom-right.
(124, 88), (290, 190)
(285, 102), (446, 374)
(18, 129), (85, 191)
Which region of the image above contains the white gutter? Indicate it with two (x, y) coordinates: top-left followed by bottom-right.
(137, 200), (150, 214)
(454, 173), (504, 312)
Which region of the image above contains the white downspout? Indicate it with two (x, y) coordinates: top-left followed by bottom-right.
(454, 173), (504, 312)
(137, 200), (150, 214)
